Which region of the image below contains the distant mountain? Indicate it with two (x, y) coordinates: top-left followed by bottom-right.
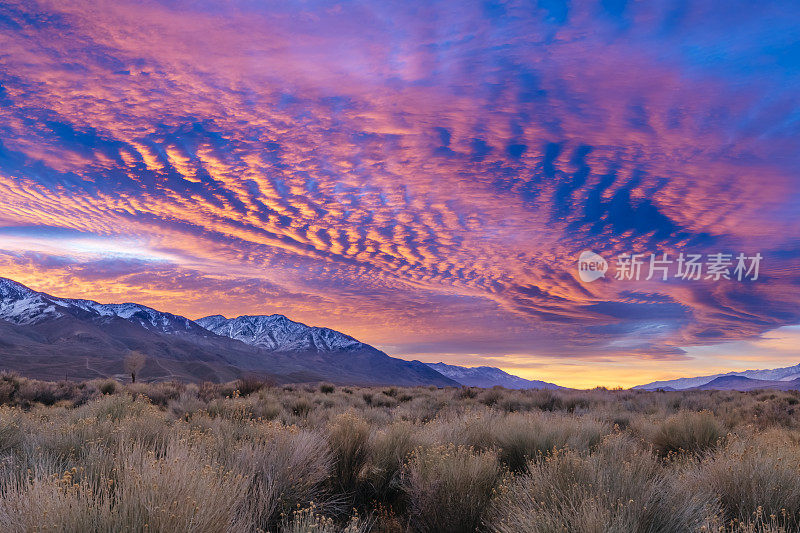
(634, 362), (800, 390)
(197, 314), (366, 353)
(0, 277), (457, 386)
(197, 314), (456, 387)
(0, 277), (259, 382)
(0, 278), (206, 335)
(691, 375), (800, 391)
(425, 362), (563, 389)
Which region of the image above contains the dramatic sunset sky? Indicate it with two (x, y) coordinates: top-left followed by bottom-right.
(0, 0), (798, 387)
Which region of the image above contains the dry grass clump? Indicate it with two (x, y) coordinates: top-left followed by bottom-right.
(0, 378), (800, 531)
(281, 505), (366, 533)
(231, 426), (333, 530)
(492, 412), (610, 471)
(491, 434), (718, 533)
(0, 438), (250, 532)
(685, 430), (800, 529)
(328, 412), (371, 495)
(362, 421), (419, 500)
(648, 410), (726, 455)
(402, 444), (502, 532)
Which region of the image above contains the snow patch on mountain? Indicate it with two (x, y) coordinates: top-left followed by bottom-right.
(0, 277), (200, 334)
(634, 362), (800, 390)
(425, 362), (563, 389)
(196, 314), (366, 353)
(62, 299), (198, 333)
(0, 278), (63, 325)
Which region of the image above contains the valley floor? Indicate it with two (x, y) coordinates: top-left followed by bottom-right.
(0, 374), (798, 532)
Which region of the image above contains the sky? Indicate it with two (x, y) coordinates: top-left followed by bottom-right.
(0, 0), (799, 388)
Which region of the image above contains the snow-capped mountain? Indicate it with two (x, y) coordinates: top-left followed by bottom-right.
(0, 276), (458, 386)
(0, 277), (62, 325)
(634, 362), (800, 390)
(425, 362), (563, 389)
(61, 299), (204, 335)
(195, 314), (459, 386)
(196, 314), (366, 353)
(0, 277), (205, 335)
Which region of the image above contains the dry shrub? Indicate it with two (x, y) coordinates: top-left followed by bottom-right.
(96, 379), (117, 395)
(290, 397), (314, 418)
(113, 439), (249, 530)
(650, 410), (726, 455)
(232, 426), (333, 530)
(403, 444), (501, 533)
(0, 408), (23, 454)
(281, 505), (366, 533)
(0, 438), (249, 532)
(197, 381), (223, 401)
(363, 421), (419, 499)
(168, 391), (206, 419)
(237, 374), (275, 396)
(427, 411), (610, 472)
(458, 387), (479, 399)
(252, 397), (283, 421)
(0, 373), (20, 405)
(16, 380), (80, 407)
(421, 411), (498, 451)
(127, 381), (184, 407)
(480, 388), (504, 407)
(328, 412), (371, 493)
(493, 412), (610, 471)
(0, 472), (112, 532)
(491, 434), (718, 533)
(685, 431), (800, 528)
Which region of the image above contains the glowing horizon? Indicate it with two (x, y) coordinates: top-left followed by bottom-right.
(0, 0), (798, 388)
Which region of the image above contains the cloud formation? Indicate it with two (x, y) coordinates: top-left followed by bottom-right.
(0, 0), (798, 386)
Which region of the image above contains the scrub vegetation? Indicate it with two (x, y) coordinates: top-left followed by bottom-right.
(0, 372), (799, 532)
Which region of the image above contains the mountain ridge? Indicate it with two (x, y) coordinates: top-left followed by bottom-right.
(425, 361), (563, 389)
(690, 375), (800, 391)
(0, 277), (457, 386)
(196, 314), (367, 353)
(634, 362), (800, 390)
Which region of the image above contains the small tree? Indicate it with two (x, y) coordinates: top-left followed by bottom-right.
(124, 350), (146, 383)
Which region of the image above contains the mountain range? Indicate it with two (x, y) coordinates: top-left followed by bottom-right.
(634, 362), (800, 391)
(0, 277), (457, 386)
(0, 277), (558, 389)
(425, 362), (563, 389)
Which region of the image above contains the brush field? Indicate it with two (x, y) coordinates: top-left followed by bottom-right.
(0, 374), (798, 532)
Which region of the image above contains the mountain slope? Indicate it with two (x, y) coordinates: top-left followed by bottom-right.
(691, 375), (800, 391)
(0, 277), (457, 386)
(634, 362), (800, 390)
(196, 314), (366, 353)
(0, 278), (275, 382)
(425, 362), (563, 389)
(197, 315), (458, 387)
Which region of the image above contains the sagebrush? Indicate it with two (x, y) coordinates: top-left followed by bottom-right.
(0, 372), (798, 532)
